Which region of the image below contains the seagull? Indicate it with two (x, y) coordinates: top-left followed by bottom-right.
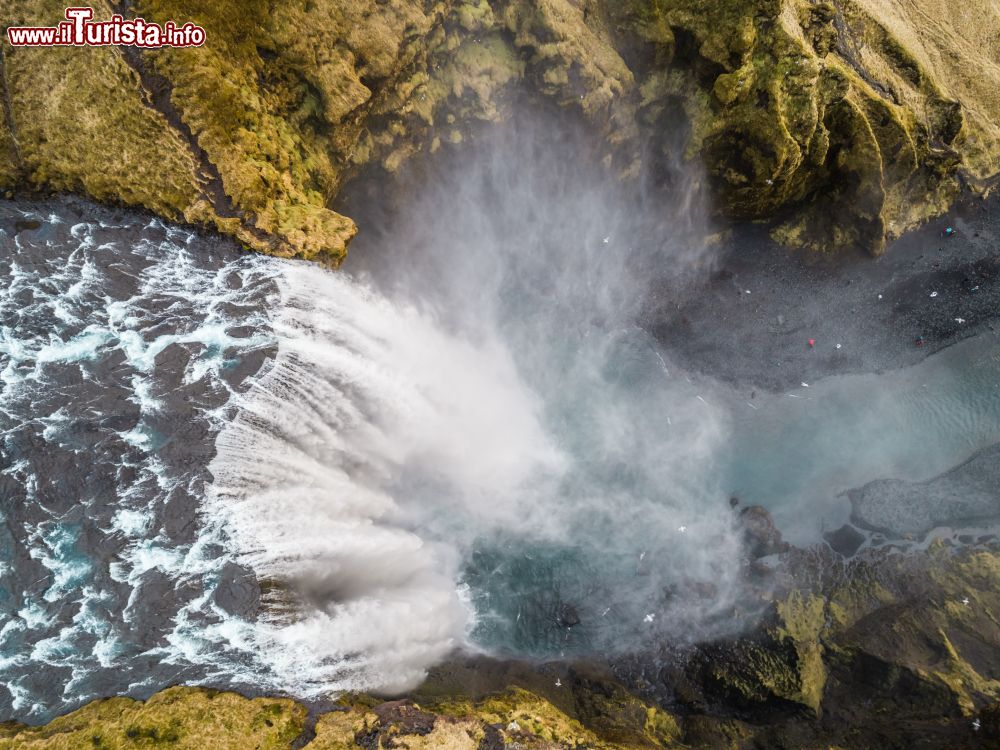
(801, 382), (810, 388)
(602, 236), (610, 244)
(955, 317), (966, 324)
(930, 291), (939, 298)
(644, 613), (655, 623)
(677, 526), (687, 533)
(973, 718), (981, 731)
(962, 597), (970, 606)
(555, 678), (562, 688)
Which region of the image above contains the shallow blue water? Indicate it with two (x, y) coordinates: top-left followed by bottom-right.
(723, 334), (1000, 540)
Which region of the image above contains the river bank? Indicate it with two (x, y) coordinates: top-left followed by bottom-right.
(651, 192), (1000, 393)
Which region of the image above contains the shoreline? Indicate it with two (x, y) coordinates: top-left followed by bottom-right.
(650, 192), (1000, 393)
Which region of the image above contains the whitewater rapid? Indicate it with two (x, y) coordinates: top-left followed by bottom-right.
(0, 203), (279, 720)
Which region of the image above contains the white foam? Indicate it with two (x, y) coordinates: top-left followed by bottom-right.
(35, 327), (114, 364)
(112, 509), (153, 537)
(197, 261), (577, 695)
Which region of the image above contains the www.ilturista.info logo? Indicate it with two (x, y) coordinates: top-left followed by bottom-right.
(6, 7), (206, 48)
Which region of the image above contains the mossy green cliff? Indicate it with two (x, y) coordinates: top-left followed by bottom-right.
(2, 0), (1000, 259)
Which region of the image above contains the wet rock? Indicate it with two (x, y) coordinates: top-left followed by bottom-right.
(221, 345), (277, 392)
(14, 219), (42, 233)
(152, 342), (192, 375)
(740, 505), (789, 559)
(160, 487), (201, 544)
(823, 523), (866, 557)
(126, 569), (201, 649)
(211, 562), (261, 621)
(556, 603), (581, 628)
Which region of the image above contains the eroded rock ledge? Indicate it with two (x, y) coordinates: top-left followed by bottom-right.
(2, 0), (1000, 261)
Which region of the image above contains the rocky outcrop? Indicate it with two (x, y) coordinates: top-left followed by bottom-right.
(613, 0), (1000, 254)
(0, 684), (683, 750)
(2, 0), (1000, 260)
(658, 542), (1000, 747)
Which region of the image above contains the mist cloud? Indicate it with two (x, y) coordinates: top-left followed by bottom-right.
(207, 108), (749, 695)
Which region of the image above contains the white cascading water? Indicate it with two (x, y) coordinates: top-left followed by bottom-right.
(6, 117), (999, 720)
(200, 117), (748, 696)
(206, 261), (567, 693)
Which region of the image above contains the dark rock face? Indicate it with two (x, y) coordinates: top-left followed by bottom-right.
(212, 563), (262, 621)
(739, 505), (789, 559)
(556, 603), (581, 628)
(824, 523), (866, 557)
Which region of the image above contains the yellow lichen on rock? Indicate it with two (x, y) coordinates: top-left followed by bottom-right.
(774, 590), (828, 714)
(0, 687), (684, 750)
(614, 0), (1000, 253)
(132, 0), (363, 262)
(0, 687), (305, 749)
(2, 0), (999, 257)
(305, 705), (483, 750)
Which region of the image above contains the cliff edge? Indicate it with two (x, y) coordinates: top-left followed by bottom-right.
(2, 0), (999, 261)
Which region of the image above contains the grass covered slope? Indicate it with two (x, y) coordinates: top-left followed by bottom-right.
(0, 1), (203, 221)
(1, 0), (999, 257)
(0, 688), (306, 749)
